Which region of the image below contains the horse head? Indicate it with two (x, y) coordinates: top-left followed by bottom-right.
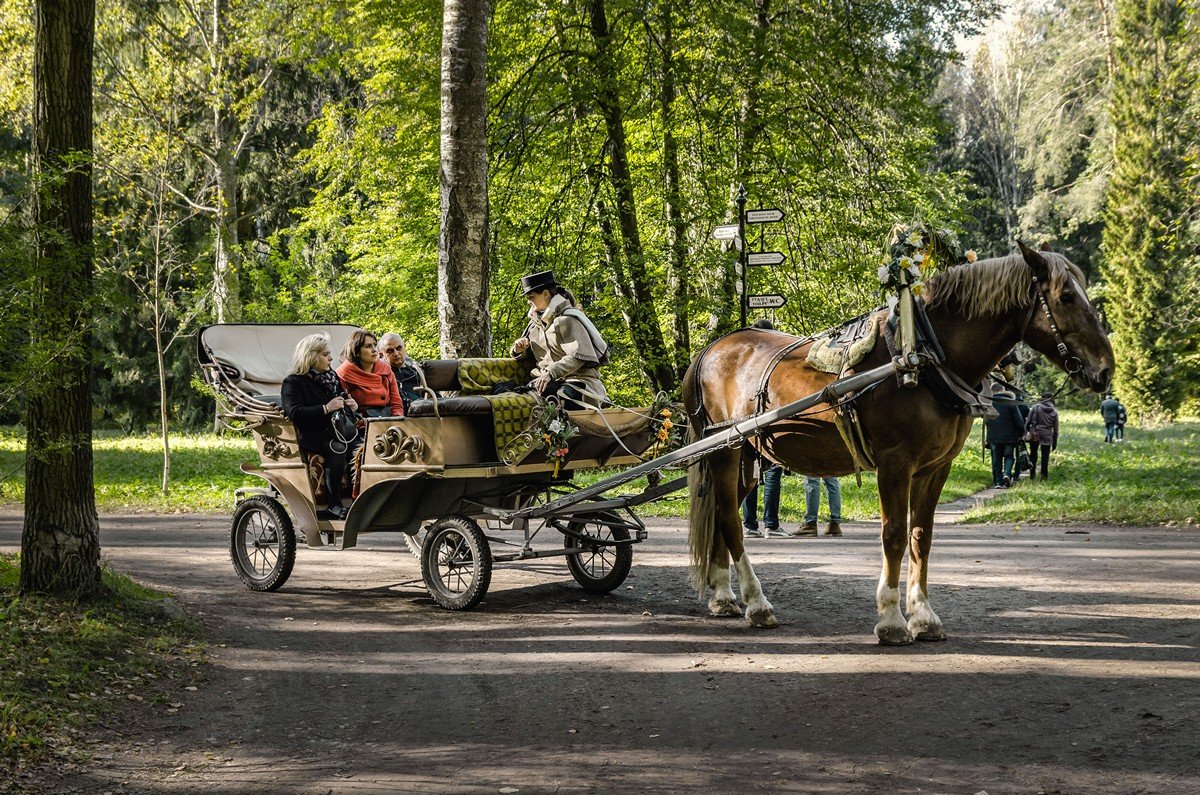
(1018, 241), (1114, 393)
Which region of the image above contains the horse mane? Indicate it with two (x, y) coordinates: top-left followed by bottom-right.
(923, 252), (1086, 319)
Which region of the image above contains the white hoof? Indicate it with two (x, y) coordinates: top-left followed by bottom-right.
(875, 621), (914, 645)
(907, 588), (946, 641)
(709, 598), (742, 617)
(746, 606), (779, 628)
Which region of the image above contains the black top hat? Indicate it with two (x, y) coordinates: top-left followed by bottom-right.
(521, 270), (558, 294)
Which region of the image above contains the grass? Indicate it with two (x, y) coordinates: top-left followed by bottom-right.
(0, 411), (1196, 525)
(962, 411), (1200, 525)
(0, 428), (258, 513)
(0, 555), (203, 769)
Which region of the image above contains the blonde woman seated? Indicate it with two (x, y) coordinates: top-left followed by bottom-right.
(510, 270), (608, 409)
(336, 329), (404, 417)
(281, 334), (358, 520)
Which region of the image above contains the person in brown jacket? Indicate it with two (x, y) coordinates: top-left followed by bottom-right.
(1025, 391), (1059, 481)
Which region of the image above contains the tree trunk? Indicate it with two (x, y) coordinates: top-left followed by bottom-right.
(210, 0), (240, 323)
(658, 1), (690, 379)
(438, 0), (492, 358)
(587, 0), (675, 393)
(22, 0), (101, 595)
(708, 0), (769, 341)
(212, 142), (241, 323)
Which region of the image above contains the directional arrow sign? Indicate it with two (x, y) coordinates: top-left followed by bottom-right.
(747, 251), (786, 267)
(712, 224), (740, 240)
(747, 294), (787, 309)
(746, 208), (785, 224)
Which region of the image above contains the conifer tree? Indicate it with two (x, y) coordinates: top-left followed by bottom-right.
(1101, 0), (1197, 420)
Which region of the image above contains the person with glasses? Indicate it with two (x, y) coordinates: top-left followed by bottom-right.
(281, 333), (358, 520)
(379, 332), (423, 410)
(335, 329), (404, 417)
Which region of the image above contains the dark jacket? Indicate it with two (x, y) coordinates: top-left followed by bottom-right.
(391, 359), (423, 408)
(986, 392), (1027, 445)
(1117, 404), (1127, 425)
(281, 372), (343, 456)
(1026, 399), (1059, 448)
(1100, 397), (1121, 423)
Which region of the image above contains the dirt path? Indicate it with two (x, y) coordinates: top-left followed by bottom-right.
(2, 510), (1198, 794)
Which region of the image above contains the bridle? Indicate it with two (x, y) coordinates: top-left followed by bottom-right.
(1019, 273), (1085, 378)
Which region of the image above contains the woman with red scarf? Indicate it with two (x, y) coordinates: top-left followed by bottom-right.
(335, 329), (404, 417)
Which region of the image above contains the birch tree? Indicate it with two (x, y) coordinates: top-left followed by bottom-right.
(439, 0), (492, 357)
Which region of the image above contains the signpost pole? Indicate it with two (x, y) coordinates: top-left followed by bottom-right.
(737, 184), (748, 328)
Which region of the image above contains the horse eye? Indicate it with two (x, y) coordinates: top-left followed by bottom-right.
(1060, 291), (1076, 304)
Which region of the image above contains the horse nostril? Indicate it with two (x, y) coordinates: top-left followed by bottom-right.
(1096, 366), (1111, 389)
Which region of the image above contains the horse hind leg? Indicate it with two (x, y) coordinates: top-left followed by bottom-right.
(734, 553), (778, 628)
(708, 562), (740, 617)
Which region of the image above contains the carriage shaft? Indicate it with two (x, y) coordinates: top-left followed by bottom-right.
(501, 360), (898, 522)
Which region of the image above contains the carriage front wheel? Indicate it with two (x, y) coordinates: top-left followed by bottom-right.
(230, 496), (296, 592)
(565, 512), (633, 594)
(420, 515), (493, 610)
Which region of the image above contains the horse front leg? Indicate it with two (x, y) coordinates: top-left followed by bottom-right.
(906, 463), (952, 641)
(875, 465), (913, 645)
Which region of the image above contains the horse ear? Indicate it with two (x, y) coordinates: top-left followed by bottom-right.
(1018, 239), (1050, 282)
(1039, 242), (1053, 251)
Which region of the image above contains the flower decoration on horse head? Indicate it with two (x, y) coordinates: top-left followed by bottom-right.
(876, 222), (969, 304)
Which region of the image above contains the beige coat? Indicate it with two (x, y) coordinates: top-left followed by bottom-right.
(511, 294), (607, 405)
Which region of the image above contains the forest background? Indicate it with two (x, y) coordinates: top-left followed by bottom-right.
(1, 0), (1198, 436)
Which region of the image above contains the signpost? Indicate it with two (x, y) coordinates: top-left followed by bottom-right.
(748, 294), (787, 309)
(746, 208), (785, 224)
(713, 187), (788, 326)
(747, 251), (786, 267)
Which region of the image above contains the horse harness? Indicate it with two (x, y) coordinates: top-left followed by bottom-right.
(690, 265), (1081, 481)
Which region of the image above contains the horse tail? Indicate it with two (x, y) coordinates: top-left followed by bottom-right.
(687, 426), (720, 595)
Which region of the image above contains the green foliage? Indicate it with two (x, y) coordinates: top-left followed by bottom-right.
(0, 553), (203, 765)
(1101, 0), (1199, 421)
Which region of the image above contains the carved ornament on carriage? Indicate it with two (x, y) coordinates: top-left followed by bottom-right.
(374, 426), (427, 464)
(260, 433), (294, 460)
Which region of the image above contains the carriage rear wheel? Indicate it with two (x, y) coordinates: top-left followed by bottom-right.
(565, 512), (633, 594)
(403, 527), (426, 559)
(420, 515), (492, 610)
(230, 496), (296, 592)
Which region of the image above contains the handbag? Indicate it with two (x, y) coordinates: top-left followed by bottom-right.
(328, 408), (359, 454)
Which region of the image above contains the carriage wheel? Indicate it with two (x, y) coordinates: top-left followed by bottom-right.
(403, 527), (426, 559)
(420, 515), (492, 610)
(230, 496), (296, 592)
(565, 512), (633, 594)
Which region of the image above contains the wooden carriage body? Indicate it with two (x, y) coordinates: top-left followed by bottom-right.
(198, 324), (657, 551)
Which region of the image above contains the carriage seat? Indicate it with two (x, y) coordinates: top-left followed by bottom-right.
(404, 358), (532, 418)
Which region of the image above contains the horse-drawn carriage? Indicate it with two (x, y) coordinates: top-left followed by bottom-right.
(198, 242), (1114, 640)
(199, 323), (677, 609)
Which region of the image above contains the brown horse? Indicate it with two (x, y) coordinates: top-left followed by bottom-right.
(683, 243), (1114, 643)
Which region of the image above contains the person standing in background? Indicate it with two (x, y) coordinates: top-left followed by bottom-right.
(1116, 399), (1127, 442)
(1025, 391), (1060, 481)
(1100, 393), (1120, 443)
(791, 476), (842, 537)
(741, 452), (785, 539)
(986, 390), (1026, 488)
